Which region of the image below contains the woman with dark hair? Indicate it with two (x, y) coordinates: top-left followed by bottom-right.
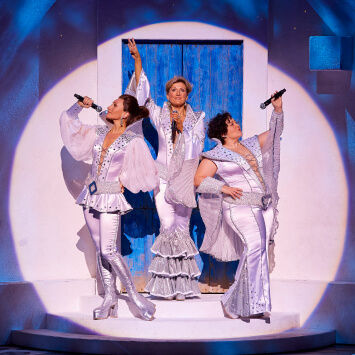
(194, 96), (283, 319)
(60, 94), (159, 321)
(125, 39), (204, 301)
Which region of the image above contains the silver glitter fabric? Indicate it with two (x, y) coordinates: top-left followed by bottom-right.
(196, 176), (225, 195)
(126, 69), (204, 298)
(145, 227), (201, 298)
(224, 192), (272, 210)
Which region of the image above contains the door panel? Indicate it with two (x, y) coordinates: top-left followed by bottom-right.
(183, 43), (243, 151)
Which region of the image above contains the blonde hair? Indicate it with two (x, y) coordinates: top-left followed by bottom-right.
(165, 76), (192, 95)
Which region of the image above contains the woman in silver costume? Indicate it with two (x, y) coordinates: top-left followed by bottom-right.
(60, 94), (159, 320)
(125, 39), (204, 301)
(194, 94), (283, 318)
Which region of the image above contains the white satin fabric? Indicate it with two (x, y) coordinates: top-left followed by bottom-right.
(60, 103), (158, 319)
(198, 111), (283, 317)
(126, 70), (204, 297)
(60, 103), (159, 213)
(200, 154), (272, 317)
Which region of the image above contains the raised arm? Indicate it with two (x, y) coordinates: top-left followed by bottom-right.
(258, 91), (283, 149)
(125, 39), (161, 128)
(194, 159), (243, 199)
(128, 38), (142, 86)
(59, 96), (98, 161)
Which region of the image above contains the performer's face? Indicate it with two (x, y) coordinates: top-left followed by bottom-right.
(106, 98), (126, 120)
(226, 117), (242, 140)
(167, 82), (188, 107)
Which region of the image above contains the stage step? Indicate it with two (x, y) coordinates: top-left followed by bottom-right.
(80, 293), (230, 318)
(45, 311), (299, 339)
(11, 328), (336, 355)
(44, 293), (300, 339)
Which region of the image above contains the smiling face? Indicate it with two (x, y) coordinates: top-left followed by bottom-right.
(225, 117), (242, 141)
(106, 98), (127, 121)
(166, 82), (188, 107)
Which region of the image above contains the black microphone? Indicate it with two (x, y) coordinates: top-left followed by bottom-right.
(260, 89), (286, 109)
(171, 110), (178, 142)
(74, 94), (102, 112)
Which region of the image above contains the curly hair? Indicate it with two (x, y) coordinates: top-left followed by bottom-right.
(207, 112), (235, 145)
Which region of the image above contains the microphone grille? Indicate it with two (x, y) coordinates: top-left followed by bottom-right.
(96, 106), (103, 113)
(260, 103), (266, 109)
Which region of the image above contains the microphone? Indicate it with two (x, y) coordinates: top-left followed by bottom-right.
(171, 110), (178, 142)
(74, 94), (102, 112)
(99, 110), (108, 119)
(260, 89), (286, 109)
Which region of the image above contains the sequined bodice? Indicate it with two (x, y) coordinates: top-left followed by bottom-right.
(92, 127), (136, 182)
(227, 143), (266, 191)
(202, 135), (266, 193)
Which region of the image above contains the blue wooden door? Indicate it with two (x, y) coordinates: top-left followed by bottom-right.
(122, 40), (243, 292)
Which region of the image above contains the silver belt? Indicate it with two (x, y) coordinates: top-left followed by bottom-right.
(224, 192), (272, 210)
(86, 180), (122, 195)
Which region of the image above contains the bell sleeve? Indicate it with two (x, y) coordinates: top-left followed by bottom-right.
(59, 103), (98, 161)
(125, 69), (162, 128)
(120, 137), (159, 193)
(260, 109), (284, 272)
(183, 113), (205, 160)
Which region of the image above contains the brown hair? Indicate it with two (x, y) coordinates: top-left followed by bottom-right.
(207, 112), (234, 145)
(165, 76), (192, 95)
(106, 94), (149, 126)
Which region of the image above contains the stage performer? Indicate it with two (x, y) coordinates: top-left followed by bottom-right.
(125, 39), (204, 300)
(59, 94), (159, 321)
(194, 94), (283, 318)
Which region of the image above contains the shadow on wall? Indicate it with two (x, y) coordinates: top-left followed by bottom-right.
(303, 282), (355, 343)
(60, 147), (96, 278)
(0, 283), (46, 344)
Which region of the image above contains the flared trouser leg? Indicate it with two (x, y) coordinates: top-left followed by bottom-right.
(145, 180), (201, 298)
(99, 212), (156, 320)
(221, 204), (271, 318)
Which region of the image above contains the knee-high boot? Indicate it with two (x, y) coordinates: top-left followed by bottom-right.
(93, 252), (118, 320)
(105, 252), (156, 321)
(100, 212), (156, 321)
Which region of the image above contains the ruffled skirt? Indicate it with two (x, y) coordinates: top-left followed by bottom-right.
(145, 227), (201, 298)
(76, 187), (133, 214)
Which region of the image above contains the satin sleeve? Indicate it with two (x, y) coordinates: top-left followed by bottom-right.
(125, 69), (161, 128)
(183, 113), (205, 160)
(59, 103), (98, 161)
(120, 137), (159, 193)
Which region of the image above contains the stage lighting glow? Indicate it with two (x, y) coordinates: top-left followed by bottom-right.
(9, 22), (348, 331)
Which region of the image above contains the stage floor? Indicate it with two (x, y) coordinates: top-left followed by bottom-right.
(1, 344), (355, 355)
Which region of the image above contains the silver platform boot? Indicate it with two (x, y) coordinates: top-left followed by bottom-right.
(106, 253), (156, 321)
(93, 253), (118, 320)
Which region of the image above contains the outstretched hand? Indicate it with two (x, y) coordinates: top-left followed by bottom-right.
(128, 38), (140, 60)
